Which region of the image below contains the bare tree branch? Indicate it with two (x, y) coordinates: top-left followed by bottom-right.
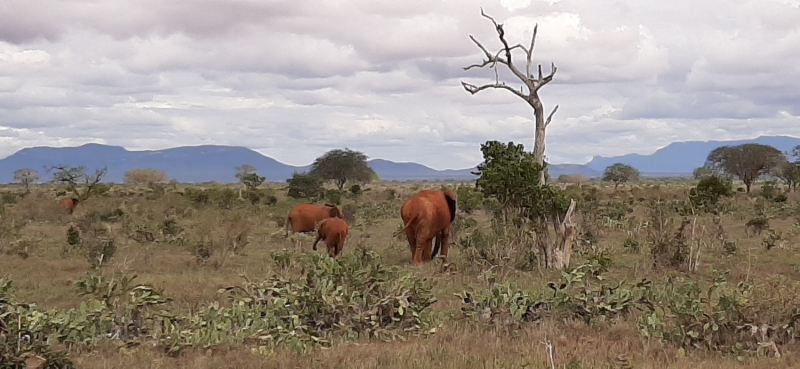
(544, 105), (559, 128)
(461, 81), (527, 100)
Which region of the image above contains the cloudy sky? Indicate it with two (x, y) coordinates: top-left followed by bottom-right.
(1, 0), (799, 169)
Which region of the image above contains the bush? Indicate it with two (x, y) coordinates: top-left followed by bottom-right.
(184, 187), (210, 204)
(287, 172), (324, 199)
(342, 203), (358, 224)
(456, 185), (483, 214)
(349, 184), (362, 196)
(325, 189), (343, 205)
(689, 176), (733, 208)
(761, 181), (778, 200)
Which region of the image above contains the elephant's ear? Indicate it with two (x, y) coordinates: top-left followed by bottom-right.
(443, 189), (457, 223)
(330, 206), (343, 218)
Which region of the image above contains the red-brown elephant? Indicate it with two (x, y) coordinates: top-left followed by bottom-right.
(393, 189), (457, 265)
(313, 217), (349, 257)
(58, 197), (80, 214)
(285, 203), (344, 236)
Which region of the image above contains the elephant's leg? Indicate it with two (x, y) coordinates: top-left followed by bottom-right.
(327, 243), (336, 257)
(421, 239), (433, 261)
(412, 236), (430, 265)
(432, 233), (442, 259)
(312, 235), (322, 251)
(415, 236), (433, 263)
(405, 228), (416, 259)
(439, 228), (451, 262)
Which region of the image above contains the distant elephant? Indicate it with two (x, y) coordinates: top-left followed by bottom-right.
(285, 203), (344, 236)
(393, 189), (457, 265)
(313, 217), (349, 257)
(58, 197), (80, 214)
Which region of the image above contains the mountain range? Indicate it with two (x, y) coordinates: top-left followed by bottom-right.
(587, 135), (800, 174)
(1, 135), (797, 183)
(0, 144), (501, 183)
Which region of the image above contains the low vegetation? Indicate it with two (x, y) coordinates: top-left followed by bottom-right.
(3, 143), (800, 368)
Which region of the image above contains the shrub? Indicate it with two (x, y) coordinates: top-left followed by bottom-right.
(456, 185), (483, 214)
(184, 187), (210, 204)
(325, 189), (343, 205)
(689, 176), (733, 208)
(1, 192), (18, 204)
(342, 203), (358, 224)
(349, 184), (362, 196)
(287, 172), (324, 199)
(760, 181), (778, 200)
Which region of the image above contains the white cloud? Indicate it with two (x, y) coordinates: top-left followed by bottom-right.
(0, 0), (798, 170)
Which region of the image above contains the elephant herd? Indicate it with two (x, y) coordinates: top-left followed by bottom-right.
(55, 188), (457, 265)
(286, 189), (457, 265)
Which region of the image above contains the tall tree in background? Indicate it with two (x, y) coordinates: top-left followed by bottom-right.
(13, 168), (40, 193)
(776, 145), (800, 192)
(602, 163), (641, 190)
(309, 149), (376, 190)
(705, 144), (784, 193)
(234, 164), (257, 181)
(461, 9), (558, 184)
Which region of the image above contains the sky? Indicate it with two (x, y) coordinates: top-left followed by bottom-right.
(1, 0), (800, 170)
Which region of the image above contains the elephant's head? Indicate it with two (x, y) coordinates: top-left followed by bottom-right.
(443, 189), (457, 223)
(72, 198), (81, 205)
(324, 204), (344, 218)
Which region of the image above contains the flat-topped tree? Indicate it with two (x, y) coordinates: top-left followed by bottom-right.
(309, 149), (376, 190)
(706, 144), (784, 194)
(461, 9), (558, 184)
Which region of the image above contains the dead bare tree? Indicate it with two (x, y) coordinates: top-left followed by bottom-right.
(46, 165), (108, 201)
(464, 9), (576, 269)
(462, 9), (558, 184)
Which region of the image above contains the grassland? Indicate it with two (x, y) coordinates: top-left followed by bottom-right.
(1, 180), (800, 368)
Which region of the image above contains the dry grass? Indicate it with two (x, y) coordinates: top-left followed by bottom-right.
(2, 180), (800, 368)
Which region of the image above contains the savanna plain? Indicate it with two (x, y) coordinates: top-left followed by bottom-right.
(2, 179), (800, 369)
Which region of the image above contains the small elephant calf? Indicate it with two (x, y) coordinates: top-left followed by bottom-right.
(313, 218), (349, 257)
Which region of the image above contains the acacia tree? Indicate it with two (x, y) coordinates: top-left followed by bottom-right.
(706, 144), (784, 193)
(775, 160), (800, 192)
(775, 145), (800, 192)
(309, 149), (376, 190)
(13, 168), (40, 193)
(462, 9), (558, 184)
(234, 164), (257, 181)
(602, 163), (640, 190)
(46, 165), (107, 201)
(124, 168), (167, 186)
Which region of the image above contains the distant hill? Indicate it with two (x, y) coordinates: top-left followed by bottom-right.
(586, 135), (800, 174)
(0, 143), (607, 183)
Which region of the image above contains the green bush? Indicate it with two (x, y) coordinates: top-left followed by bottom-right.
(456, 185), (483, 214)
(760, 181), (778, 200)
(349, 184), (362, 196)
(1, 192), (17, 204)
(325, 189), (343, 205)
(287, 172), (324, 200)
(689, 176), (733, 209)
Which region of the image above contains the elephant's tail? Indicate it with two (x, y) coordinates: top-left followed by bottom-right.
(392, 217), (415, 238)
(285, 215), (292, 237)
